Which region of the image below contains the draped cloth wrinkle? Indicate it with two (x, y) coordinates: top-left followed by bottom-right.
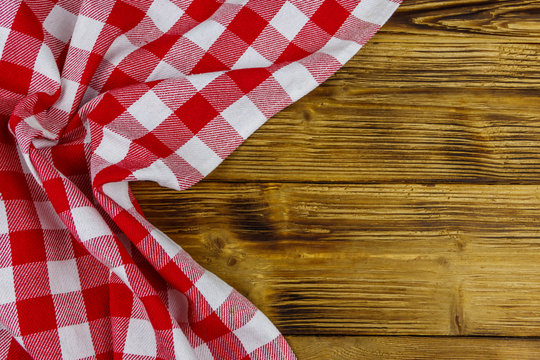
(0, 0), (399, 358)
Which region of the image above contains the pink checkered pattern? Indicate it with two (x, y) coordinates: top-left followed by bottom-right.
(0, 0), (399, 358)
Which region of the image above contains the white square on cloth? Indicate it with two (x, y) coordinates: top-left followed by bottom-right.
(0, 27), (9, 59)
(176, 137), (222, 177)
(194, 271), (232, 310)
(47, 260), (81, 294)
(221, 96), (266, 139)
(71, 15), (104, 51)
(54, 79), (79, 113)
(187, 71), (224, 92)
(128, 91), (172, 131)
(320, 36), (362, 65)
(104, 35), (138, 66)
(95, 128), (131, 164)
(148, 0), (184, 33)
(34, 44), (60, 81)
(0, 267), (15, 305)
(353, 0), (401, 25)
(58, 323), (95, 360)
(234, 311), (280, 354)
(273, 62), (318, 102)
(233, 46), (272, 70)
(123, 318), (157, 357)
(184, 20), (225, 51)
(43, 5), (77, 43)
(151, 228), (181, 258)
(133, 159), (179, 189)
(0, 201), (8, 235)
(71, 206), (113, 242)
(270, 2), (308, 41)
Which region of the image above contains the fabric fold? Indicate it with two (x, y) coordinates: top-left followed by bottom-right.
(0, 0), (400, 358)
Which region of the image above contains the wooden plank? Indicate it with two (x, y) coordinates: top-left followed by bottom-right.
(343, 0), (540, 89)
(393, 0), (540, 41)
(201, 1), (540, 183)
(286, 336), (540, 360)
(206, 88), (540, 183)
(132, 181), (540, 336)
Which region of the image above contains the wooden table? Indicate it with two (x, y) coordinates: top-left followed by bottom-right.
(132, 1), (540, 358)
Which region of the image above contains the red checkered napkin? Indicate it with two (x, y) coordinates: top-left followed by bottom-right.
(0, 0), (399, 358)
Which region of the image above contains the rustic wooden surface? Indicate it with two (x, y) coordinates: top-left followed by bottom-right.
(132, 0), (540, 358)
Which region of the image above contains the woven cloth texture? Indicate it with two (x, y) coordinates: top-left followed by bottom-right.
(0, 0), (399, 358)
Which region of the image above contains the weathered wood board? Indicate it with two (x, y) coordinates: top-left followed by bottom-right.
(287, 336), (540, 360)
(133, 182), (540, 337)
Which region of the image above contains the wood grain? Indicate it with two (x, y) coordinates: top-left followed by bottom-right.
(286, 336), (540, 360)
(200, 0), (540, 184)
(205, 89), (540, 183)
(132, 182), (540, 336)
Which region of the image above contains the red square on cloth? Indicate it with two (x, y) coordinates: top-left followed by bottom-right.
(0, 61), (33, 95)
(113, 210), (148, 244)
(311, 0), (350, 35)
(228, 7), (268, 45)
(51, 144), (88, 177)
(0, 172), (31, 201)
(107, 0), (146, 32)
(12, 2), (43, 41)
(88, 93), (126, 126)
(141, 296), (172, 330)
(134, 132), (174, 159)
(192, 312), (231, 343)
(6, 338), (33, 360)
(109, 282), (134, 318)
(190, 53), (228, 74)
(10, 230), (46, 266)
(276, 42), (311, 63)
(42, 178), (70, 214)
(228, 68), (271, 94)
(17, 295), (57, 335)
(186, 0), (221, 22)
(174, 93), (218, 134)
(159, 261), (193, 293)
(82, 285), (109, 322)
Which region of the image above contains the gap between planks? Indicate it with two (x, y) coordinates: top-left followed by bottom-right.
(285, 335), (540, 360)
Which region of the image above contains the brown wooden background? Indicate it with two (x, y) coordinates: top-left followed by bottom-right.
(132, 1), (540, 358)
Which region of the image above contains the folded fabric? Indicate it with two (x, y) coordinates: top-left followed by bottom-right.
(0, 0), (400, 358)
